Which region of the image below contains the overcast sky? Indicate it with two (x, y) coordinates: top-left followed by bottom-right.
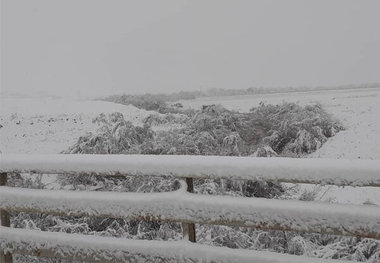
(1, 0), (380, 98)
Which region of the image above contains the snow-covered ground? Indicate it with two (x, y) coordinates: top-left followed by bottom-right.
(0, 98), (152, 154)
(1, 88), (379, 205)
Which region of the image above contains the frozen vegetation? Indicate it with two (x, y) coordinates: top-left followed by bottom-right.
(65, 102), (343, 157)
(1, 88), (380, 262)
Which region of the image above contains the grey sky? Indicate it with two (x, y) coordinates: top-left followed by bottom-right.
(1, 0), (380, 98)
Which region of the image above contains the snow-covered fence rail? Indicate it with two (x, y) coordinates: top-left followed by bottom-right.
(0, 154), (380, 263)
(1, 154), (380, 186)
(1, 186), (379, 238)
(0, 226), (353, 263)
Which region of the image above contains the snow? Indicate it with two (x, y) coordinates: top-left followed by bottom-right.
(0, 226), (353, 263)
(2, 88), (379, 159)
(180, 87), (380, 205)
(180, 87), (380, 160)
(1, 154), (380, 187)
(1, 91), (380, 261)
(1, 185), (379, 239)
(0, 98), (153, 154)
(286, 184), (380, 206)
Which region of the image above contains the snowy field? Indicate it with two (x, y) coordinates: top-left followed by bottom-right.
(1, 87), (380, 206)
(0, 98), (152, 154)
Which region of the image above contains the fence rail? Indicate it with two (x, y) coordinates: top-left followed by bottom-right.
(0, 226), (354, 263)
(2, 154), (380, 186)
(0, 154), (380, 263)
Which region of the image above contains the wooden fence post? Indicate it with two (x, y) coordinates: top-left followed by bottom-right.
(0, 173), (13, 263)
(182, 177), (196, 243)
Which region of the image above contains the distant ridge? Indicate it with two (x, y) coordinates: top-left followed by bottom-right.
(102, 83), (380, 105)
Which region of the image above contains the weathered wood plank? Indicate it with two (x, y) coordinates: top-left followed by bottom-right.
(182, 178), (196, 242)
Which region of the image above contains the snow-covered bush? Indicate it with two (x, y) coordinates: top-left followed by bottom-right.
(102, 91), (201, 112)
(251, 145), (278, 157)
(66, 103), (342, 158)
(252, 102), (344, 157)
(143, 113), (189, 126)
(65, 112), (154, 154)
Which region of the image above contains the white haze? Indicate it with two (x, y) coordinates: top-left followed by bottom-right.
(1, 0), (380, 98)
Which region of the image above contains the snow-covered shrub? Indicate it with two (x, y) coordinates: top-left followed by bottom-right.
(313, 237), (380, 261)
(102, 91), (201, 113)
(143, 113), (189, 127)
(65, 112), (154, 154)
(253, 102), (344, 157)
(7, 172), (45, 189)
(251, 145), (278, 157)
(288, 235), (318, 256)
(67, 103), (342, 158)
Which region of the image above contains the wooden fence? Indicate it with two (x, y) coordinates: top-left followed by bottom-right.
(1, 154), (380, 263)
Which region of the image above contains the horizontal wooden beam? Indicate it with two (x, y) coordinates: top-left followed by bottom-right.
(1, 154), (380, 187)
(0, 226), (352, 263)
(1, 186), (379, 239)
